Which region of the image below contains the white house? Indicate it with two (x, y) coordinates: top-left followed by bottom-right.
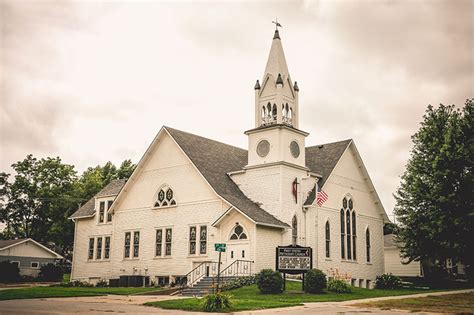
(0, 238), (63, 277)
(384, 234), (423, 278)
(70, 28), (389, 289)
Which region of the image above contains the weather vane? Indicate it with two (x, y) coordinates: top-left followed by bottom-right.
(272, 18), (282, 30)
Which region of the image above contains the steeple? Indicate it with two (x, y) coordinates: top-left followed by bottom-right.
(254, 27), (299, 129)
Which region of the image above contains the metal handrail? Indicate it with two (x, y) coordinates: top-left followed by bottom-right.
(179, 260), (219, 289)
(212, 260), (254, 292)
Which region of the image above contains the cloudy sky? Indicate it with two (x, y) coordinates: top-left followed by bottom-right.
(1, 0), (472, 219)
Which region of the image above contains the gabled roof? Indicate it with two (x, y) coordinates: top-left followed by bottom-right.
(0, 238), (28, 249)
(69, 178), (126, 219)
(165, 127), (289, 228)
(0, 238), (63, 259)
(304, 139), (352, 205)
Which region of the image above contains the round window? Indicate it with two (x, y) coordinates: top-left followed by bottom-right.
(257, 140), (270, 157)
(290, 141), (300, 158)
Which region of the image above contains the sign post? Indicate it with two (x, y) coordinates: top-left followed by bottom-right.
(276, 245), (312, 291)
(214, 243), (226, 293)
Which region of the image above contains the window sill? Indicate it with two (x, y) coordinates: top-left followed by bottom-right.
(366, 262), (372, 265)
(341, 259), (358, 264)
(154, 256), (173, 259)
(97, 222), (112, 226)
(152, 205), (178, 210)
(122, 258), (140, 261)
(187, 255), (208, 258)
(324, 258), (332, 261)
(87, 259), (111, 263)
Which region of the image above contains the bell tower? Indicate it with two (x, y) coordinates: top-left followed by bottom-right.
(246, 27), (308, 170)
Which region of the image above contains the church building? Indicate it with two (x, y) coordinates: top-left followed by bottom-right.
(70, 28), (389, 289)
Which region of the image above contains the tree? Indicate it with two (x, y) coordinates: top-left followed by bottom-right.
(394, 99), (473, 273)
(383, 222), (398, 235)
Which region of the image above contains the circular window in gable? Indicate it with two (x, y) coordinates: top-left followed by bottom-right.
(290, 141), (300, 158)
(257, 140), (270, 157)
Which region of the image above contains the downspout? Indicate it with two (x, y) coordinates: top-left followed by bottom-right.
(70, 218), (77, 280)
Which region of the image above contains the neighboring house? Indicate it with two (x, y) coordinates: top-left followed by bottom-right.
(70, 29), (389, 288)
(0, 238), (63, 277)
(384, 234), (422, 278)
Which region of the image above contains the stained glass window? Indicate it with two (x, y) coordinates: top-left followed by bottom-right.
(88, 238), (94, 260)
(104, 236), (110, 259)
(200, 226), (207, 254)
(156, 229), (162, 256)
(165, 228), (172, 256)
(325, 221), (330, 258)
(99, 201), (105, 223)
(133, 231), (140, 257)
(107, 200), (113, 222)
(124, 232), (131, 258)
(230, 224), (247, 240)
(96, 237), (102, 260)
(341, 196), (357, 260)
(366, 229), (371, 263)
(189, 226), (196, 255)
(155, 186), (176, 207)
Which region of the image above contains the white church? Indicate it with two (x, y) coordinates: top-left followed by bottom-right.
(70, 28), (389, 289)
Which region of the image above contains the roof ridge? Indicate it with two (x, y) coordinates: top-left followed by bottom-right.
(164, 126), (247, 153)
(306, 139), (352, 148)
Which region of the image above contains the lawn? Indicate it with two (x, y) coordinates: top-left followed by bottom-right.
(356, 292), (474, 313)
(145, 281), (438, 312)
(0, 286), (163, 301)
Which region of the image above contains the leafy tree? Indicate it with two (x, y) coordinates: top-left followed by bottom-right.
(394, 99), (473, 274)
(383, 222), (398, 235)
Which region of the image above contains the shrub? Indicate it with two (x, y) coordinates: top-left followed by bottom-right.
(304, 269), (327, 293)
(375, 273), (402, 289)
(39, 263), (64, 282)
(0, 261), (20, 283)
(256, 269), (283, 294)
(55, 280), (94, 287)
(95, 279), (108, 287)
(327, 279), (352, 293)
(201, 292), (232, 312)
(221, 276), (256, 291)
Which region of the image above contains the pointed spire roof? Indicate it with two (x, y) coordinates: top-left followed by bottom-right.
(263, 30), (290, 82)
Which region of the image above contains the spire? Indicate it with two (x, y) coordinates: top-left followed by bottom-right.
(263, 29), (289, 84)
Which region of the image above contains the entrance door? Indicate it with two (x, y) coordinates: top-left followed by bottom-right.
(227, 243), (249, 264)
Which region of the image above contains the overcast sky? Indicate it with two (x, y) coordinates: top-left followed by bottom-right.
(1, 0), (473, 219)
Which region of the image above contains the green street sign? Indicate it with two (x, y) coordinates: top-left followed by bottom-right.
(215, 243), (226, 252)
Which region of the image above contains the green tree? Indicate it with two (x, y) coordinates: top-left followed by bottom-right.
(394, 99), (473, 272)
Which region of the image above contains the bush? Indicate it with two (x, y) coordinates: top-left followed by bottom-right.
(327, 279), (352, 293)
(95, 279), (108, 287)
(221, 275), (256, 291)
(0, 261), (20, 283)
(201, 292), (232, 312)
(375, 273), (402, 289)
(39, 263), (64, 282)
(304, 269), (327, 293)
(256, 269), (283, 294)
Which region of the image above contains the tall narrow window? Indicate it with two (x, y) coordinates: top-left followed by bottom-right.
(104, 236), (110, 259)
(366, 228), (371, 263)
(340, 209), (345, 259)
(124, 232), (131, 258)
(352, 211), (357, 260)
(88, 238), (94, 260)
(96, 237), (102, 259)
(272, 104), (277, 121)
(200, 225), (207, 254)
(156, 229), (162, 256)
(346, 210), (351, 260)
(325, 221), (331, 258)
(107, 200), (113, 222)
(99, 201), (105, 223)
(165, 228), (172, 256)
(133, 231), (140, 257)
(189, 226), (196, 255)
(292, 215), (298, 245)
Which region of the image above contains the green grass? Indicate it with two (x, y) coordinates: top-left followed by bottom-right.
(357, 292), (474, 313)
(0, 286), (162, 301)
(145, 281), (438, 312)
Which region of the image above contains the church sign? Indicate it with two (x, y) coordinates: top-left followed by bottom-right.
(276, 245), (312, 274)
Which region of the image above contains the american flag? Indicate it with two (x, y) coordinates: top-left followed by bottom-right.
(316, 183), (328, 207)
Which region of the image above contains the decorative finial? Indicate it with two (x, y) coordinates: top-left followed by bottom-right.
(272, 18), (282, 40)
(293, 81), (299, 91)
(254, 80), (261, 90)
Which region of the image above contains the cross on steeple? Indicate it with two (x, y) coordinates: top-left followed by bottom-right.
(272, 18), (282, 30)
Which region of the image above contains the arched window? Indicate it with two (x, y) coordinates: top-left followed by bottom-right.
(341, 196), (357, 260)
(340, 209), (345, 259)
(282, 104), (286, 118)
(366, 228), (371, 262)
(267, 103), (272, 118)
(272, 104), (277, 121)
(325, 221), (330, 258)
(292, 215), (298, 245)
(154, 185), (177, 207)
(230, 224), (247, 240)
(261, 106), (266, 122)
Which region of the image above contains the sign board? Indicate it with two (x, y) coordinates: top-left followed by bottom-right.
(276, 245), (312, 274)
(214, 243), (226, 252)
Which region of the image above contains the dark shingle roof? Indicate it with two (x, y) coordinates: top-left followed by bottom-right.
(0, 238), (28, 249)
(165, 127), (289, 228)
(69, 179), (126, 219)
(304, 139), (352, 205)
